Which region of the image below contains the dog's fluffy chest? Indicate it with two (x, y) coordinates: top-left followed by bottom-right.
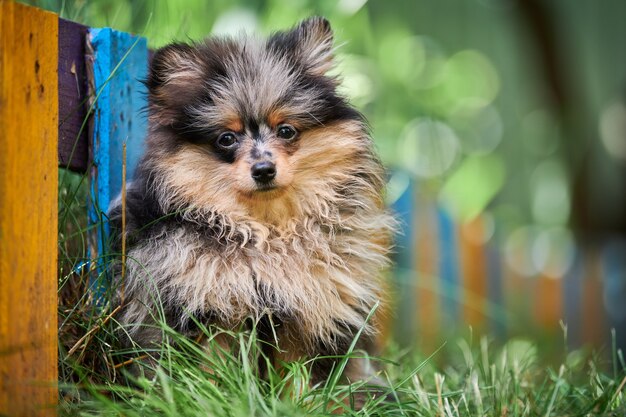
(125, 218), (381, 342)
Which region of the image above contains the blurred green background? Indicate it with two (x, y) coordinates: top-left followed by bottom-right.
(27, 0), (626, 349)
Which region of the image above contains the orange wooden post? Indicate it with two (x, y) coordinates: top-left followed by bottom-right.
(0, 2), (58, 416)
(534, 275), (563, 332)
(459, 216), (488, 330)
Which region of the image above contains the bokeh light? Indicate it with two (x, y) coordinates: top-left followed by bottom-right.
(531, 227), (575, 279)
(378, 34), (427, 85)
(505, 226), (539, 277)
(530, 160), (570, 226)
(450, 103), (503, 155)
(439, 154), (505, 221)
(211, 8), (259, 36)
(333, 54), (376, 107)
(440, 50), (500, 113)
(399, 118), (460, 178)
(599, 101), (626, 161)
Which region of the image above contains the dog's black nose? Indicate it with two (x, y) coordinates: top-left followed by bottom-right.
(251, 161), (276, 183)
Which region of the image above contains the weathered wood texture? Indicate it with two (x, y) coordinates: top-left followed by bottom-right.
(58, 18), (89, 172)
(56, 23), (153, 174)
(87, 28), (147, 272)
(0, 2), (58, 416)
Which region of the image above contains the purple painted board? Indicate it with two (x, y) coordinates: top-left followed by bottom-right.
(87, 27), (148, 293)
(486, 242), (506, 338)
(602, 239), (626, 352)
(58, 18), (89, 172)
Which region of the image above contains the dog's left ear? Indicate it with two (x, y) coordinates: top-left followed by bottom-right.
(296, 17), (334, 75)
(271, 17), (335, 76)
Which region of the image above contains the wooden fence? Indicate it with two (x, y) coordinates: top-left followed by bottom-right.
(1, 1), (624, 416)
(389, 176), (626, 352)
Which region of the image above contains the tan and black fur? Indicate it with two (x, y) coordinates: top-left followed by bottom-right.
(109, 17), (396, 393)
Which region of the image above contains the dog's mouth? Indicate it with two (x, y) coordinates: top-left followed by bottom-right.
(239, 183), (286, 200)
(254, 182), (278, 192)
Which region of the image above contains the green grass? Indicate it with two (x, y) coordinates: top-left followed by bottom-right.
(58, 305), (626, 416)
(57, 170), (626, 417)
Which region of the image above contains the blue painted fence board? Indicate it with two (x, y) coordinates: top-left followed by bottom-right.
(602, 239), (626, 350)
(87, 27), (148, 293)
(437, 207), (459, 327)
(389, 171), (416, 344)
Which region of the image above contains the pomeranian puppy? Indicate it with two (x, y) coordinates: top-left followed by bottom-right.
(109, 16), (395, 398)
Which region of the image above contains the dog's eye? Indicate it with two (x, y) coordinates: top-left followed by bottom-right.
(276, 124), (297, 140)
(216, 132), (238, 149)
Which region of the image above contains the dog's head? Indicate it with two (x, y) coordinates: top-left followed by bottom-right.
(146, 17), (382, 221)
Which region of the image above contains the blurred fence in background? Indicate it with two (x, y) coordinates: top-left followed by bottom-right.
(388, 170), (626, 352)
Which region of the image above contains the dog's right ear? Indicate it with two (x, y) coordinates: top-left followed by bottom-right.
(147, 43), (205, 125)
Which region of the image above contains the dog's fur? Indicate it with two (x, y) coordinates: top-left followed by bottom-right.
(109, 17), (395, 389)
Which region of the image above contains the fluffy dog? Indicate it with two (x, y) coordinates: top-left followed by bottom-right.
(109, 16), (395, 395)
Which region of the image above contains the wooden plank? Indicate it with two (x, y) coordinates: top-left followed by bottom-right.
(389, 172), (416, 345)
(459, 216), (488, 330)
(87, 27), (148, 291)
(58, 18), (89, 172)
(0, 2), (58, 416)
(437, 207), (459, 331)
(533, 274), (563, 332)
(415, 200), (441, 350)
(486, 233), (506, 338)
(57, 19), (154, 173)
